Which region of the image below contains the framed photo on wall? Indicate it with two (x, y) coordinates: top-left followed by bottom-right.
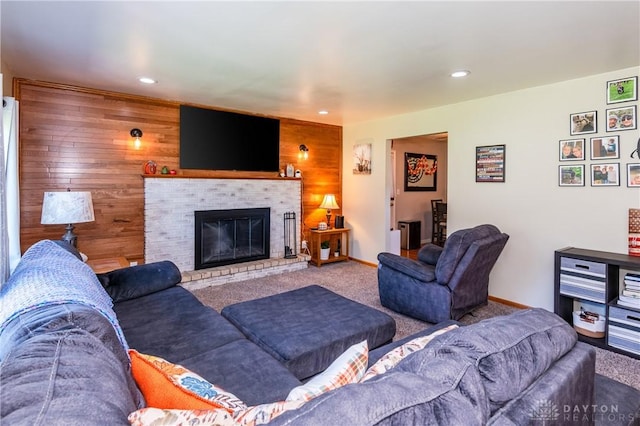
(570, 111), (597, 135)
(559, 139), (585, 161)
(628, 164), (640, 187)
(590, 136), (619, 160)
(607, 76), (638, 104)
(404, 152), (437, 191)
(476, 145), (505, 182)
(353, 143), (372, 174)
(606, 105), (637, 131)
(590, 163), (620, 186)
(559, 165), (584, 187)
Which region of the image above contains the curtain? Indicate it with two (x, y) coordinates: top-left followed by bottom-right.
(2, 96), (20, 283)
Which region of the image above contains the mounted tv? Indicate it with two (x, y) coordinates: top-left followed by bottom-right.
(180, 105), (280, 172)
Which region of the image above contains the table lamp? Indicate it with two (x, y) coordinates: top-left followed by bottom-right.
(41, 190), (95, 248)
(319, 194), (340, 228)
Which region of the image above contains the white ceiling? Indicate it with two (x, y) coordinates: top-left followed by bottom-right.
(2, 1), (639, 126)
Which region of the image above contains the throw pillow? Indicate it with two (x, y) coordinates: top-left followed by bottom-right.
(286, 340), (368, 402)
(129, 350), (246, 412)
(129, 407), (239, 426)
(234, 400), (305, 426)
(360, 324), (458, 382)
(128, 400), (306, 426)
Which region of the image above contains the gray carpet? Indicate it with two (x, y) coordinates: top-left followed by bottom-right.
(192, 261), (640, 391)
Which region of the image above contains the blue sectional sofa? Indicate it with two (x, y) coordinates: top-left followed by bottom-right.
(1, 240), (602, 425)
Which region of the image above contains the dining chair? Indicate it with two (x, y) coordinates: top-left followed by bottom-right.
(430, 199), (443, 245)
(435, 202), (447, 246)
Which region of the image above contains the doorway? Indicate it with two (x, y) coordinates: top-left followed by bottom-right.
(389, 132), (448, 255)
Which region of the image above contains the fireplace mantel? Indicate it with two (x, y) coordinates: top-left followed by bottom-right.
(142, 174), (301, 181)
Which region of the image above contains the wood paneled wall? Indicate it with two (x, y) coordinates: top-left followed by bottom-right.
(15, 79), (342, 262)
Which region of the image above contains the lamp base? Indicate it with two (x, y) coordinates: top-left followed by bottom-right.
(325, 213), (332, 228)
(61, 224), (78, 248)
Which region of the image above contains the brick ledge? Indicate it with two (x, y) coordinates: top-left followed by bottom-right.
(180, 255), (310, 291)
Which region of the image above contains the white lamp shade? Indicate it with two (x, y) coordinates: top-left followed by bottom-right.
(319, 194), (340, 210)
(41, 191), (95, 225)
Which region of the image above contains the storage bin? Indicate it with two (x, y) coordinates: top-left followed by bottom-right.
(572, 310), (605, 338)
(559, 257), (606, 303)
(608, 305), (640, 356)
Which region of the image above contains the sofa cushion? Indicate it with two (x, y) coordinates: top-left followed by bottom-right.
(416, 243), (443, 265)
(98, 260), (182, 303)
(435, 224), (499, 284)
(129, 350), (247, 412)
(362, 324), (458, 382)
(176, 339), (303, 406)
(115, 286), (246, 359)
(222, 285), (396, 380)
(377, 252), (437, 283)
(368, 320), (459, 366)
(116, 285), (301, 406)
(426, 308), (578, 414)
(269, 355), (489, 426)
(286, 340), (368, 402)
(0, 305), (143, 425)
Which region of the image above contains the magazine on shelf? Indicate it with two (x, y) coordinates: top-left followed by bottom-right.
(624, 280), (640, 288)
(622, 289), (640, 298)
(618, 294), (640, 308)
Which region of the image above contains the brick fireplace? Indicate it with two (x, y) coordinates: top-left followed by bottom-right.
(144, 177), (306, 288)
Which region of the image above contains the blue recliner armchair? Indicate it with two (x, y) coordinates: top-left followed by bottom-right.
(378, 224), (509, 323)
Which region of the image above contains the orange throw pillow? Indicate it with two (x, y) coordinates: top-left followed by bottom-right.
(129, 349), (246, 412)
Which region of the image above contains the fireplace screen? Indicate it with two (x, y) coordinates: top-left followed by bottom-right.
(195, 208), (270, 269)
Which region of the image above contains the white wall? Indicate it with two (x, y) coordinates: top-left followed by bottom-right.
(343, 67), (640, 310)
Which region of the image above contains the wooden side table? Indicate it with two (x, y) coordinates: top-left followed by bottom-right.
(86, 257), (130, 273)
(309, 228), (350, 267)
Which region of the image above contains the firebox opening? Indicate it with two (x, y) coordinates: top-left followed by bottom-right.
(195, 208), (270, 270)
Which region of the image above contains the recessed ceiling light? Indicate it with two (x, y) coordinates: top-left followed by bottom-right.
(450, 70), (470, 78)
(139, 77), (157, 84)
(318, 110), (329, 115)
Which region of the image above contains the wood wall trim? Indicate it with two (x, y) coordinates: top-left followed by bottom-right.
(16, 78), (342, 263)
(14, 77), (181, 107)
(488, 295), (530, 309)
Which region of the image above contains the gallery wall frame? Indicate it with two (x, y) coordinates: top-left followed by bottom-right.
(590, 163), (620, 187)
(570, 111), (597, 135)
(628, 164), (640, 187)
(607, 76), (638, 104)
(559, 139), (585, 161)
(404, 152), (437, 191)
(559, 165), (584, 187)
(476, 145), (505, 182)
(606, 105), (637, 132)
(590, 136), (619, 160)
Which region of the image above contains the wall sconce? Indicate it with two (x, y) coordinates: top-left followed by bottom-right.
(298, 144), (309, 160)
(130, 128), (143, 150)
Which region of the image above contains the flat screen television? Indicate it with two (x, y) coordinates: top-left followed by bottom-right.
(180, 105), (280, 172)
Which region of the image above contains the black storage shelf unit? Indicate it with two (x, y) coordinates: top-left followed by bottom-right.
(554, 247), (640, 360)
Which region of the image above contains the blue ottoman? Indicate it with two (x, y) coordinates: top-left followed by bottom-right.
(221, 285), (396, 380)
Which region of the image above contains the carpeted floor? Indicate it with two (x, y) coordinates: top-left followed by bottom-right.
(192, 260), (640, 391)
